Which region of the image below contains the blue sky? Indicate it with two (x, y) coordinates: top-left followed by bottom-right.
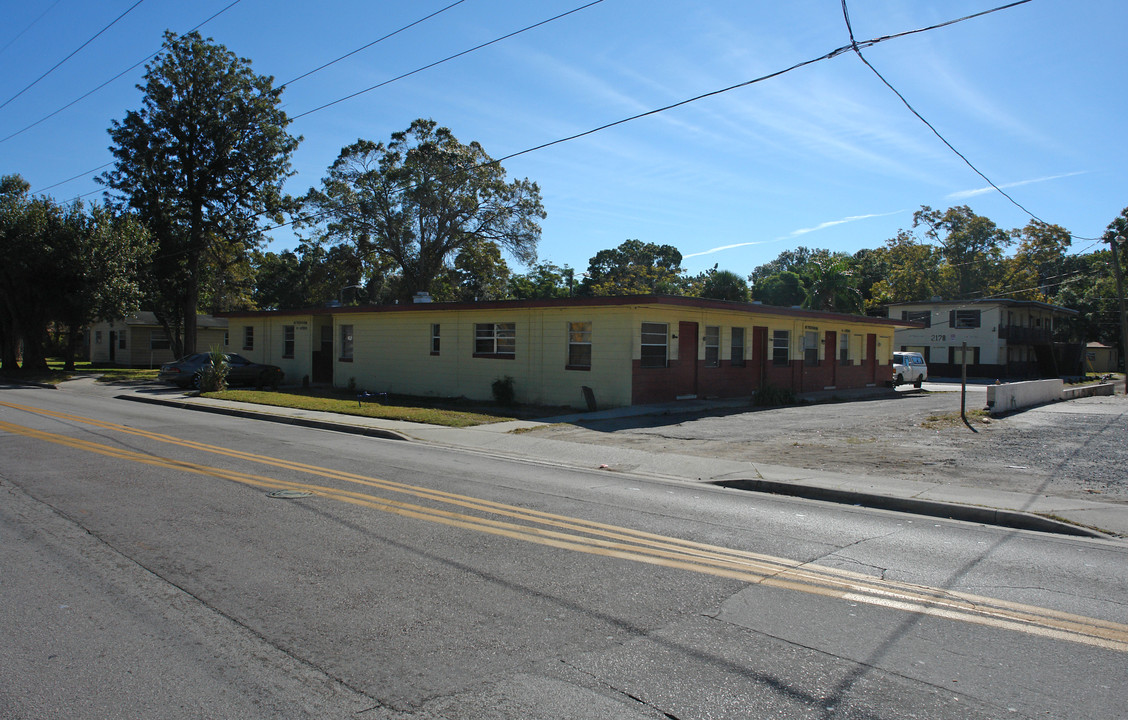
(1, 0), (1124, 279)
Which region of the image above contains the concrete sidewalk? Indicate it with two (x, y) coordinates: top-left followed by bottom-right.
(114, 386), (1127, 541)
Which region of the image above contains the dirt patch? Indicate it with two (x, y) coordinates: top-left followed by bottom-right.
(525, 390), (1128, 502)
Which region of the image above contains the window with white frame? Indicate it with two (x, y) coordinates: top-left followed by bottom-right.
(475, 323), (515, 357)
(640, 322), (668, 368)
(431, 324), (440, 355)
(243, 326), (254, 351)
(772, 330), (790, 366)
(839, 331), (849, 364)
(567, 321), (591, 369)
(703, 326), (719, 367)
(803, 330), (819, 366)
(283, 325), (295, 358)
(339, 324), (353, 361)
(150, 330), (170, 351)
(902, 310), (931, 327)
(953, 310), (981, 329)
(730, 327), (745, 367)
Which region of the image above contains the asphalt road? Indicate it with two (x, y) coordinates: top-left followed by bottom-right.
(2, 385), (1127, 719)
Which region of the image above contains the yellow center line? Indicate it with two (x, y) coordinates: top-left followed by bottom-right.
(3, 400), (1127, 652)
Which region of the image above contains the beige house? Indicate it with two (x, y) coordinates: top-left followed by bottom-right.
(87, 312), (228, 367)
(1084, 342), (1119, 374)
(888, 299), (1081, 379)
(221, 296), (909, 409)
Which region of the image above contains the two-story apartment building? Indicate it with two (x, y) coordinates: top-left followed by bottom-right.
(888, 299), (1081, 380)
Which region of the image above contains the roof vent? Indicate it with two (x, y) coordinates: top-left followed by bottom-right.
(931, 296), (942, 302)
(413, 291), (433, 304)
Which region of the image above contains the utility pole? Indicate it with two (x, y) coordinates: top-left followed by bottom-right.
(1109, 235), (1128, 394)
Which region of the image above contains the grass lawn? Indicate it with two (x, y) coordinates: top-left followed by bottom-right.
(201, 388), (555, 428)
(1, 360), (161, 385)
(51, 360), (161, 383)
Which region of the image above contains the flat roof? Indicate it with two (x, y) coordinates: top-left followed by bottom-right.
(219, 294), (913, 328)
(886, 298), (1079, 316)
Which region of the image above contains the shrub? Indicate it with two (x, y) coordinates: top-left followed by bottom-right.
(753, 382), (795, 407)
(491, 375), (516, 405)
(199, 346), (229, 392)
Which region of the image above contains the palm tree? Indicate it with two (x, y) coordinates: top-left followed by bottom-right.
(802, 257), (862, 313)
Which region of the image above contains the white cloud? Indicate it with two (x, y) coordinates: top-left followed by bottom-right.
(946, 171), (1087, 200)
(789, 210), (906, 237)
(683, 210), (907, 259)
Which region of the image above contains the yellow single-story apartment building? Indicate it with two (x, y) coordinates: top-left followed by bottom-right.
(219, 295), (911, 409)
(88, 312), (228, 367)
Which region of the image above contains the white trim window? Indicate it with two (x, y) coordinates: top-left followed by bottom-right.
(283, 325), (295, 358)
(339, 324), (353, 361)
(772, 330), (790, 366)
(704, 326), (720, 367)
(474, 323), (515, 357)
(730, 327), (745, 367)
(567, 321), (592, 369)
(640, 322), (668, 368)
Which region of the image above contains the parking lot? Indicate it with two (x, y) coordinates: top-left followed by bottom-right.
(527, 383), (1128, 502)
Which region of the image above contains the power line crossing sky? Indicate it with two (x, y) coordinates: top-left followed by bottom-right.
(1, 0), (1124, 274)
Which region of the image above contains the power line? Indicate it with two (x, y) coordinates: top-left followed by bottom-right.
(0, 0), (64, 58)
(0, 0), (149, 111)
(1, 0), (245, 146)
(274, 5), (1036, 240)
(840, 0), (1048, 226)
(292, 0), (606, 120)
(280, 0), (469, 88)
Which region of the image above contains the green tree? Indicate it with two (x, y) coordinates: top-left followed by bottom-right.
(914, 205), (1011, 299)
(0, 176), (57, 371)
(866, 229), (944, 307)
(1002, 220), (1072, 302)
(54, 204), (152, 369)
(580, 239), (684, 296)
(101, 30), (300, 358)
(801, 256), (862, 312)
(748, 246), (823, 285)
(304, 118), (544, 302)
(695, 268), (750, 302)
(443, 238), (511, 301)
(509, 262), (574, 299)
(850, 247), (890, 308)
(752, 271), (805, 307)
(0, 177), (151, 370)
(252, 249), (306, 310)
(1053, 250), (1119, 347)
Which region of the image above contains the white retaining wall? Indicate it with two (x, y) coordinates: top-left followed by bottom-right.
(987, 380), (1116, 415)
(986, 379), (1062, 416)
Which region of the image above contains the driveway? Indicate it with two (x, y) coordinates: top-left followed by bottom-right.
(525, 386), (1128, 503)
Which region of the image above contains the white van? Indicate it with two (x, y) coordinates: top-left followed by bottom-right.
(892, 351), (927, 388)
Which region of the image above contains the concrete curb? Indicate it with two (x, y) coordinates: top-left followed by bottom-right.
(713, 478), (1110, 539)
(114, 392), (1115, 540)
(115, 394), (411, 442)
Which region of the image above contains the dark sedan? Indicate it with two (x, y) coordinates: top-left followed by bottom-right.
(158, 353), (284, 389)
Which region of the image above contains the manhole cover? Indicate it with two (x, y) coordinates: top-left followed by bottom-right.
(266, 490), (313, 499)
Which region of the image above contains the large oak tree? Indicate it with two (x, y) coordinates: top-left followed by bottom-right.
(304, 119), (544, 302)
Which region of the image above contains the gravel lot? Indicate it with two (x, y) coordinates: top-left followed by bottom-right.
(527, 385), (1128, 503)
